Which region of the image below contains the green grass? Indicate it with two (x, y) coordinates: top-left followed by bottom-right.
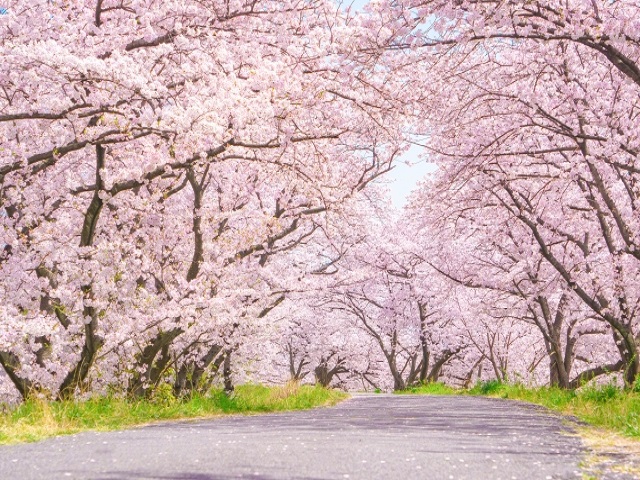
(0, 383), (347, 445)
(402, 382), (458, 395)
(401, 381), (640, 439)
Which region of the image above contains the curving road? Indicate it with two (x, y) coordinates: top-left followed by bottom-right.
(0, 394), (584, 480)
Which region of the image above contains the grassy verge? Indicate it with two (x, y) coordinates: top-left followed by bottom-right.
(0, 383), (347, 445)
(402, 381), (640, 439)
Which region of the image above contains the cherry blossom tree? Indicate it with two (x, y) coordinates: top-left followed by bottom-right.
(3, 0), (638, 401)
(390, 0), (640, 386)
(319, 210), (471, 391)
(0, 0), (404, 400)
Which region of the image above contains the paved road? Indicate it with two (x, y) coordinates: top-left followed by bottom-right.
(0, 394), (584, 480)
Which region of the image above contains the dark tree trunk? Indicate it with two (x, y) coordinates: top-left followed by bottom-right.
(569, 361), (625, 389)
(314, 356), (348, 388)
(128, 328), (184, 398)
(0, 351), (36, 400)
(417, 302), (431, 384)
(173, 344), (224, 397)
(58, 144), (107, 400)
(223, 350), (234, 395)
(136, 167), (209, 398)
(286, 343), (310, 382)
(536, 295), (572, 389)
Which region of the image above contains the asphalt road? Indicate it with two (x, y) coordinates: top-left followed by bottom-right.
(0, 394), (584, 480)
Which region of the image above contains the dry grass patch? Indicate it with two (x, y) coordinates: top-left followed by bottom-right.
(0, 384), (348, 445)
(579, 427), (640, 479)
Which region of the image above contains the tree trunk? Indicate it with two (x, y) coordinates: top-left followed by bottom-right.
(223, 350), (234, 395)
(0, 351), (36, 400)
(569, 361), (625, 389)
(128, 328), (183, 398)
(58, 144), (107, 400)
(612, 328), (640, 387)
(417, 302), (431, 384)
(173, 344), (223, 397)
(314, 364), (333, 387)
(314, 357), (348, 388)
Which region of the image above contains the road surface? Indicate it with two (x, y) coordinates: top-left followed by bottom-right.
(0, 394), (584, 479)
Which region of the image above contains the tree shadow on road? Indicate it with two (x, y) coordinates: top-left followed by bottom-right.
(90, 471), (328, 480)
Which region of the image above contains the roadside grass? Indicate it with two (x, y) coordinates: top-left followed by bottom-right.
(0, 383), (347, 445)
(403, 382), (459, 395)
(402, 380), (640, 439)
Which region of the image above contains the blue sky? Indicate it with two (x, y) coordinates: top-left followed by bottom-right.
(385, 148), (436, 208)
(347, 0), (436, 208)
